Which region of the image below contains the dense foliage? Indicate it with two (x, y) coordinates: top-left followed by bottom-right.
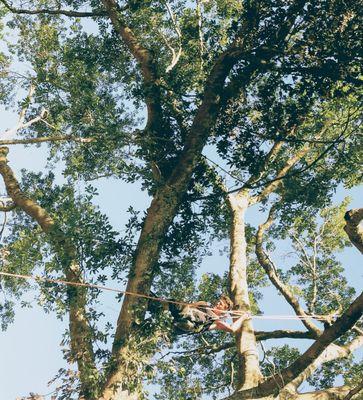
(0, 1), (361, 399)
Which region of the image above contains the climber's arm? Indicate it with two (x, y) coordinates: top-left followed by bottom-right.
(209, 314), (250, 333)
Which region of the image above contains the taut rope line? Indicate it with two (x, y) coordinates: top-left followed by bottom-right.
(0, 271), (338, 321)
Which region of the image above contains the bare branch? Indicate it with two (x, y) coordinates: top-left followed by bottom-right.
(0, 0), (107, 17)
(344, 208), (363, 254)
(196, 0), (204, 71)
(255, 204), (321, 336)
(17, 84), (35, 127)
(1, 84), (40, 139)
(0, 135), (95, 146)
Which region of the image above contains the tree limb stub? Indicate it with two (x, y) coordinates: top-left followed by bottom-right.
(344, 208), (363, 254)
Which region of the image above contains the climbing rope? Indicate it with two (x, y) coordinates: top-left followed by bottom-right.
(0, 271), (338, 321)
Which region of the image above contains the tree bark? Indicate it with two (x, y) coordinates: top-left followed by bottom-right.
(344, 208), (363, 254)
(101, 35), (256, 400)
(228, 191), (262, 389)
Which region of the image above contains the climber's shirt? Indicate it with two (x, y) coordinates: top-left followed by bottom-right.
(168, 302), (219, 334)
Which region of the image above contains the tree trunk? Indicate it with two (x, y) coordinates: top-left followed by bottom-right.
(228, 191), (262, 390)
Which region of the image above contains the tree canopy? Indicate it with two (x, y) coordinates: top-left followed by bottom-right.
(0, 1), (362, 399)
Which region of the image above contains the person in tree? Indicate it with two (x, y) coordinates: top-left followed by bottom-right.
(168, 295), (250, 334)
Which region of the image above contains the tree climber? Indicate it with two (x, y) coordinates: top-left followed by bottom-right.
(167, 295), (250, 335)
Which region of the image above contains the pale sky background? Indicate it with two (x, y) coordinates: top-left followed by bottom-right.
(0, 13), (362, 400)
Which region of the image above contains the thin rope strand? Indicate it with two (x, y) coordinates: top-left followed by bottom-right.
(0, 271), (339, 321)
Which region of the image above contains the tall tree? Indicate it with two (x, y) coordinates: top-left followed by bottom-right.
(0, 1), (361, 399)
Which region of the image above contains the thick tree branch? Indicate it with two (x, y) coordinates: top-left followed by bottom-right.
(225, 291), (363, 399)
(101, 36), (262, 400)
(294, 386), (352, 400)
(284, 335), (363, 392)
(256, 330), (316, 341)
(0, 0), (107, 17)
(344, 208), (363, 254)
(0, 147), (98, 399)
(101, 0), (163, 133)
(0, 135), (95, 146)
(255, 205), (321, 336)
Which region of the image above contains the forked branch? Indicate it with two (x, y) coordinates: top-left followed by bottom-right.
(101, 0), (163, 132)
(283, 335), (363, 393)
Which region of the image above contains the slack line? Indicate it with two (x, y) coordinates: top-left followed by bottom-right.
(0, 271), (340, 323)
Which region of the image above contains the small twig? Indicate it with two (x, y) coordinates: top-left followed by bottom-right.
(260, 342), (283, 390)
